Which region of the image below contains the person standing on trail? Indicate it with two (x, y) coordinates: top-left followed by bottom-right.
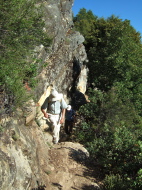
(65, 105), (76, 135)
(41, 88), (67, 144)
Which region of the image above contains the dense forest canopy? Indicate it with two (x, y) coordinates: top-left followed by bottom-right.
(73, 8), (142, 190)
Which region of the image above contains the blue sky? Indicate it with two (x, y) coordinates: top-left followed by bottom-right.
(72, 0), (142, 36)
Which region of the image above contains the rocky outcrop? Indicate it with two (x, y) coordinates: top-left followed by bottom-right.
(1, 123), (100, 189)
(36, 0), (88, 104)
(0, 1), (101, 190)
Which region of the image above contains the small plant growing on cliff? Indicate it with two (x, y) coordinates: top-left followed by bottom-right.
(12, 131), (19, 141)
(12, 134), (19, 141)
(44, 170), (51, 175)
(0, 125), (4, 132)
(46, 141), (53, 148)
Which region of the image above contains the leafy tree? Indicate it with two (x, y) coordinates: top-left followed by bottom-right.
(0, 0), (51, 108)
(73, 8), (97, 40)
(74, 10), (142, 115)
(75, 88), (142, 189)
(73, 9), (142, 189)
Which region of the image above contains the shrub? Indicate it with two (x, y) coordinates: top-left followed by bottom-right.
(0, 0), (51, 109)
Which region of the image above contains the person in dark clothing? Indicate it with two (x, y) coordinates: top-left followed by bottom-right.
(65, 105), (76, 135)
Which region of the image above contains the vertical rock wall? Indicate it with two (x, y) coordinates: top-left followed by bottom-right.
(36, 0), (88, 104)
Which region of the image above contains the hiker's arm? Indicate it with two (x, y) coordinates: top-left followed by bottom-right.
(41, 109), (49, 118)
(60, 108), (66, 124)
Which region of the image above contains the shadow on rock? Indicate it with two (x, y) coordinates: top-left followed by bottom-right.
(82, 184), (100, 190)
(52, 183), (62, 190)
(69, 148), (89, 164)
(69, 147), (103, 182)
(71, 90), (88, 111)
(31, 180), (46, 190)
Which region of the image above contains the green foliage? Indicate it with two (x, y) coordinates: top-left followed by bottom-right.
(103, 174), (127, 190)
(0, 125), (4, 132)
(74, 88), (142, 189)
(74, 11), (142, 115)
(73, 8), (97, 39)
(73, 7), (142, 190)
(0, 0), (51, 108)
(134, 169), (142, 189)
(104, 171), (142, 190)
(12, 133), (19, 141)
(44, 170), (51, 175)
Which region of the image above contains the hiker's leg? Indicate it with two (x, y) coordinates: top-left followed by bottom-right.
(64, 120), (68, 134)
(49, 114), (60, 143)
(69, 121), (73, 134)
(53, 114), (61, 143)
(65, 120), (70, 134)
(56, 122), (60, 143)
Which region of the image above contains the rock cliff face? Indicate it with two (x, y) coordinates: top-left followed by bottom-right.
(0, 1), (100, 190)
(36, 0), (88, 104)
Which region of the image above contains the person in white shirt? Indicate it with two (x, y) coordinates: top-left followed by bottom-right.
(41, 88), (67, 144)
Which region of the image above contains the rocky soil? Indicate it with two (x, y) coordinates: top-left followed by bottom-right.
(46, 141), (101, 190)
